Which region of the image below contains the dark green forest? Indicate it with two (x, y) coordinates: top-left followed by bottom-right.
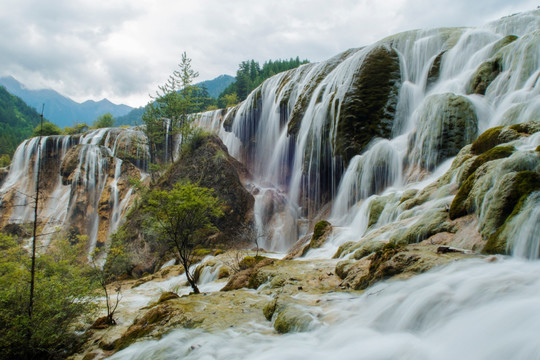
(0, 86), (44, 165)
(217, 57), (309, 107)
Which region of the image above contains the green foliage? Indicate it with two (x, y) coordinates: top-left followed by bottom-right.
(0, 154), (10, 167)
(144, 182), (224, 293)
(0, 234), (95, 359)
(32, 121), (63, 136)
(93, 112), (115, 128)
(217, 57), (309, 107)
(0, 86), (44, 158)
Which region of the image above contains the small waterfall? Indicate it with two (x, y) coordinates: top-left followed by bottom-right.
(508, 192), (540, 259)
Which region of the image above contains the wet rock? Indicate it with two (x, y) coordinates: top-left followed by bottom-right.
(407, 93), (478, 171)
(273, 305), (314, 334)
(335, 45), (401, 164)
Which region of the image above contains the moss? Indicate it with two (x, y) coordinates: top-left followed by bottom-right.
(193, 248), (212, 257)
(114, 306), (171, 350)
(333, 241), (355, 258)
(217, 266), (230, 279)
(449, 174), (476, 219)
(313, 220), (331, 242)
(263, 298), (278, 321)
(157, 291), (179, 303)
(273, 306), (313, 334)
(482, 171), (540, 254)
(536, 145), (540, 152)
(470, 126), (504, 154)
(335, 46), (401, 163)
(462, 145), (515, 180)
(509, 121), (540, 135)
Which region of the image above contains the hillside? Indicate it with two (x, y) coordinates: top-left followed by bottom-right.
(0, 76), (133, 128)
(0, 86), (43, 162)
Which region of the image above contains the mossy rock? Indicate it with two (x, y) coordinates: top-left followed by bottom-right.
(263, 298), (279, 321)
(273, 306), (314, 334)
(482, 171), (540, 254)
(367, 195), (394, 228)
(114, 306), (172, 350)
(407, 93), (478, 170)
(470, 125), (524, 155)
(333, 241), (356, 258)
(509, 121), (540, 135)
(157, 291), (179, 303)
(392, 209), (454, 245)
(335, 45), (401, 163)
(467, 57), (502, 95)
(449, 174), (476, 219)
(461, 145), (515, 180)
(301, 221), (332, 256)
(353, 240), (386, 260)
(426, 51), (445, 90)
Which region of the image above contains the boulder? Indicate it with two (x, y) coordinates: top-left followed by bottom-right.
(335, 45), (401, 164)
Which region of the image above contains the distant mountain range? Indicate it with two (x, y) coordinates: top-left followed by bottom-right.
(0, 76), (133, 128)
(0, 74), (235, 128)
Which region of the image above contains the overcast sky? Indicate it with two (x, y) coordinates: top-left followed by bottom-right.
(0, 0), (537, 107)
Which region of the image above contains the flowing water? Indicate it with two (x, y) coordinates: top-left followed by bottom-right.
(1, 9), (539, 360)
(106, 10), (540, 359)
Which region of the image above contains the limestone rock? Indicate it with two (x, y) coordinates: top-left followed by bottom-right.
(335, 45), (401, 164)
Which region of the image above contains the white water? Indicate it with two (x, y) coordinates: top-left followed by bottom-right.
(110, 258), (540, 360)
(107, 10), (540, 359)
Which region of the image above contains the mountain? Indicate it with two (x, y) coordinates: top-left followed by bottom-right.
(0, 85), (44, 160)
(0, 76), (133, 128)
(198, 74), (235, 98)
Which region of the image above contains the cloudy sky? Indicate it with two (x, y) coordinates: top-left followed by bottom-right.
(0, 0), (537, 107)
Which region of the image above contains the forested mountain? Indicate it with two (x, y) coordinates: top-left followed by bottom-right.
(198, 74), (235, 98)
(0, 86), (43, 164)
(217, 57), (309, 107)
(0, 76), (133, 128)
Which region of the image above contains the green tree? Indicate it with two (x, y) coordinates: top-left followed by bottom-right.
(32, 121), (62, 136)
(144, 182), (223, 294)
(143, 52), (200, 165)
(93, 113), (115, 128)
(0, 234), (95, 359)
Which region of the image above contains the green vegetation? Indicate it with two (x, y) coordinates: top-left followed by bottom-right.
(32, 121), (62, 136)
(144, 182), (224, 293)
(0, 234), (95, 359)
(217, 57), (309, 108)
(0, 86), (44, 162)
(92, 112), (115, 128)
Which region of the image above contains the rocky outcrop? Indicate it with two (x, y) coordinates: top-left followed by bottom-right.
(407, 93), (478, 173)
(335, 45), (401, 164)
(158, 134), (254, 244)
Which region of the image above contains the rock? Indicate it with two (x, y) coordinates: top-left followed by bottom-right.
(273, 305), (314, 334)
(425, 51), (446, 90)
(0, 167), (8, 187)
(157, 292), (179, 303)
(158, 134), (254, 245)
(407, 93), (478, 171)
(335, 45), (401, 164)
(302, 220), (332, 255)
(392, 209), (455, 245)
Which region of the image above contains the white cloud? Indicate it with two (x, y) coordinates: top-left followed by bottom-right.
(0, 0), (537, 107)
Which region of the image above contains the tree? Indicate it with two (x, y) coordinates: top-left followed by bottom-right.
(93, 113), (115, 128)
(145, 182), (223, 294)
(143, 52), (200, 165)
(32, 121), (62, 136)
(90, 247), (124, 326)
(0, 234), (95, 359)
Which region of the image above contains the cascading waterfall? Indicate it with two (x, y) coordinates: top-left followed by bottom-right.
(0, 127), (148, 254)
(204, 10), (540, 256)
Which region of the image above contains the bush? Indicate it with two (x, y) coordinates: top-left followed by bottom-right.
(32, 122), (63, 137)
(0, 234), (96, 359)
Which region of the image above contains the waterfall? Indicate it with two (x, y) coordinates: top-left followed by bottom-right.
(0, 127), (147, 254)
(198, 9), (540, 257)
